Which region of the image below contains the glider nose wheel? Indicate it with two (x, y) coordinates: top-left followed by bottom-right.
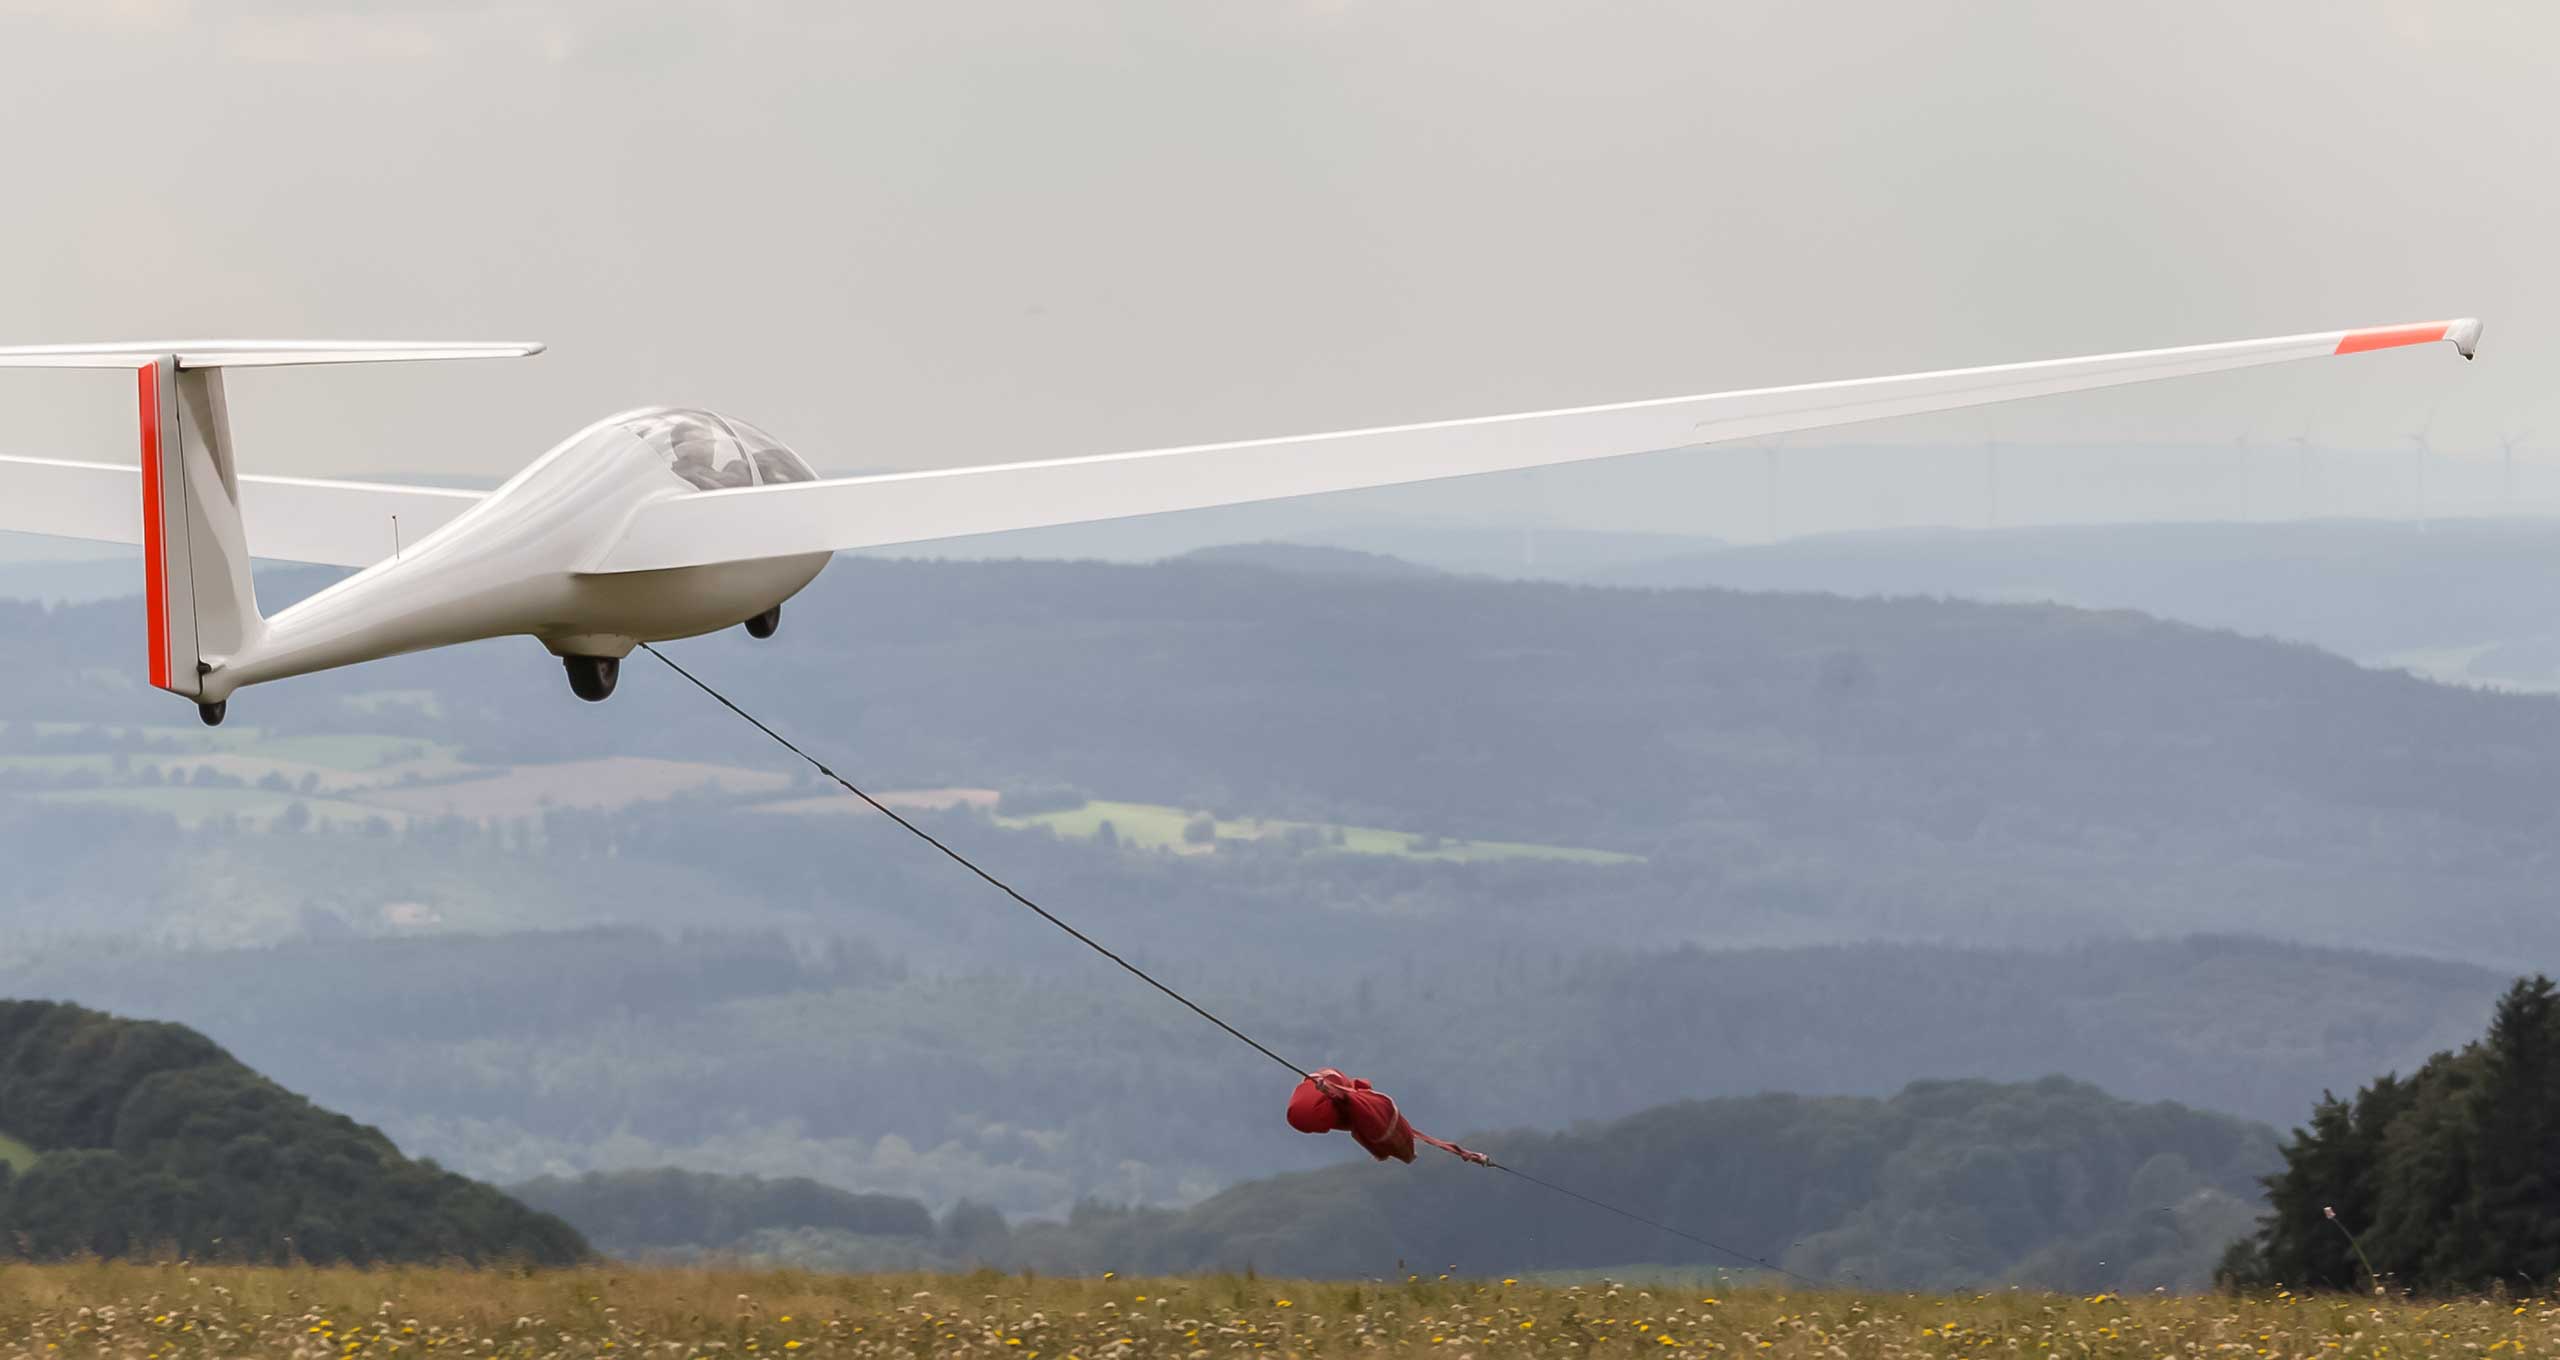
(563, 655), (619, 702)
(745, 605), (781, 639)
(197, 701), (225, 727)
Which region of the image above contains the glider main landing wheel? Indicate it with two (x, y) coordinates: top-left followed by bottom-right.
(563, 655), (620, 702)
(744, 605), (781, 639)
(197, 701), (226, 727)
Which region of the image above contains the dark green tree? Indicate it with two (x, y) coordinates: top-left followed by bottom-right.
(2227, 976), (2560, 1294)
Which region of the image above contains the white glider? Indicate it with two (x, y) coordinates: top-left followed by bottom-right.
(0, 320), (2484, 723)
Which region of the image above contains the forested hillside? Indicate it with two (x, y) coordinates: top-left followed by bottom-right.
(0, 553), (2539, 1229)
(7, 554), (2560, 964)
(994, 1076), (2276, 1291)
(0, 1001), (586, 1264)
(499, 1078), (2271, 1292)
(511, 1168), (937, 1267)
(0, 930), (2490, 1220)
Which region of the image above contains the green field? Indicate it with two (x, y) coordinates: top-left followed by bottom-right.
(0, 1264), (2541, 1358)
(0, 753), (124, 777)
(342, 687), (448, 719)
(1, 721), (468, 829)
(6, 719), (1636, 862)
(1001, 798), (1642, 865)
(3, 722), (450, 766)
(39, 785), (411, 830)
(188, 729), (451, 771)
(0, 1130), (35, 1170)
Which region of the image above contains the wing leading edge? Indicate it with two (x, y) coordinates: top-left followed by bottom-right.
(0, 340), (543, 370)
(595, 318), (2483, 574)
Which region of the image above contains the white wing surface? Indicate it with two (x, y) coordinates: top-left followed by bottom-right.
(0, 340), (543, 369)
(597, 319), (2483, 573)
(0, 455), (482, 567)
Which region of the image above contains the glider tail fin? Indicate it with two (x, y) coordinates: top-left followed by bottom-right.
(137, 359), (261, 700)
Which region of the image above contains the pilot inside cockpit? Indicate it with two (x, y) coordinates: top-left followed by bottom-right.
(620, 409), (818, 493)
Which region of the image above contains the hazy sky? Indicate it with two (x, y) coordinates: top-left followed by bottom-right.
(0, 0), (2549, 543)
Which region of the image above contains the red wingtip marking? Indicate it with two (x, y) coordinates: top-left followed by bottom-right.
(2334, 323), (2451, 356)
(136, 363), (168, 692)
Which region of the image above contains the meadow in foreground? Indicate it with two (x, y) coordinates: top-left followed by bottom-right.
(0, 1263), (2551, 1360)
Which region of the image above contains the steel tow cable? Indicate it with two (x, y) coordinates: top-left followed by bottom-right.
(645, 641), (1835, 1288)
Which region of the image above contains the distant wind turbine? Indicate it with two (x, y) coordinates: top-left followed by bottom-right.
(1760, 433), (1789, 543)
(2500, 430), (2531, 504)
(1979, 419), (2001, 530)
(2233, 432), (2253, 521)
(1519, 466), (1542, 568)
(2405, 408), (2437, 530)
(2289, 432), (2317, 519)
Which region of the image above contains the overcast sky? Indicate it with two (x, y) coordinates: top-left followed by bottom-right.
(0, 0), (2549, 543)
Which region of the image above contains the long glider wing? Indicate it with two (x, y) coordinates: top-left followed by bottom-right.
(595, 318), (2483, 573)
(0, 457), (481, 567)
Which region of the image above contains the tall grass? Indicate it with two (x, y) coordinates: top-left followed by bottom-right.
(0, 1263), (2551, 1357)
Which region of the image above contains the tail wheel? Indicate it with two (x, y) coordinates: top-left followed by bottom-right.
(745, 605), (781, 639)
(197, 700), (227, 727)
(564, 655), (620, 702)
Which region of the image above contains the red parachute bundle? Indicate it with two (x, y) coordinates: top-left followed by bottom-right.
(1287, 1068), (1489, 1165)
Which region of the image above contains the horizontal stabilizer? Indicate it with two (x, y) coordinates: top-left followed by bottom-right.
(0, 340), (542, 370)
(0, 455), (484, 567)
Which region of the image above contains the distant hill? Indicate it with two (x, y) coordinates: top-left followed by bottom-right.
(0, 930), (2489, 1223)
(993, 1076), (2276, 1292)
(504, 1080), (2283, 1290)
(0, 558), (142, 605)
(512, 1167), (938, 1267)
(512, 1079), (2277, 1292)
(1173, 542), (1446, 579)
(1587, 519), (2560, 688)
(0, 1000), (587, 1264)
(327, 551), (2560, 969)
(8, 551), (2557, 1216)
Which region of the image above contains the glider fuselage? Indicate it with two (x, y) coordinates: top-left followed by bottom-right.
(207, 407), (830, 706)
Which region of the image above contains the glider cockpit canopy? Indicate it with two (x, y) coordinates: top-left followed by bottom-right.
(618, 409), (817, 492)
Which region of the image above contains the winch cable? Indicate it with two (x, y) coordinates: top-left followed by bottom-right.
(643, 641), (1832, 1289)
(642, 642), (1312, 1085)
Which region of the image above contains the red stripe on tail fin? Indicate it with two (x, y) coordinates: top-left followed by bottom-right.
(135, 362), (168, 691)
